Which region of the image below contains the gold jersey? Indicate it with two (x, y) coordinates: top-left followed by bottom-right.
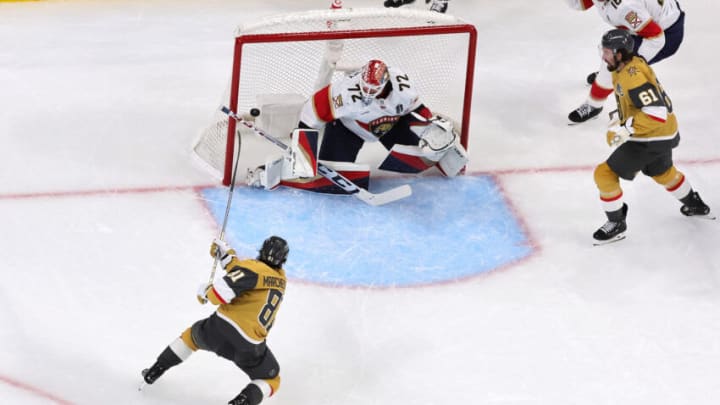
(612, 56), (678, 140)
(207, 258), (287, 343)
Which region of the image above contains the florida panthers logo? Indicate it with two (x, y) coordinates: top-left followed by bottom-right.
(624, 11), (643, 29)
(368, 116), (400, 138)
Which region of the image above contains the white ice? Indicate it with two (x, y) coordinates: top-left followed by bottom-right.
(1, 0), (719, 404)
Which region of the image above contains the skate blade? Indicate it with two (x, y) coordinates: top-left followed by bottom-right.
(138, 381), (147, 391)
(689, 213), (717, 220)
(593, 234), (626, 246)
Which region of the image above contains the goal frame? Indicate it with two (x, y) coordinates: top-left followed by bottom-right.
(221, 23), (477, 185)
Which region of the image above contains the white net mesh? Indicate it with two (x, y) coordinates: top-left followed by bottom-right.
(193, 8), (475, 181)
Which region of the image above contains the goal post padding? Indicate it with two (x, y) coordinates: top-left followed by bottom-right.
(193, 8), (477, 185)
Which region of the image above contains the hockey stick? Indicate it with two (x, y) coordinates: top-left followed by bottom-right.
(202, 128), (242, 302)
(220, 106), (412, 206)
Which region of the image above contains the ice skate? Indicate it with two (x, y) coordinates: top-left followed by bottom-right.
(228, 393), (250, 405)
(568, 103), (603, 125)
(593, 203), (628, 245)
(141, 361), (168, 385)
(680, 191), (715, 220)
(228, 384), (264, 405)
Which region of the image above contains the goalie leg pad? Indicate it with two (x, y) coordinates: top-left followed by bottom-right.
(379, 144), (439, 173)
(248, 129), (319, 190)
(289, 129), (319, 178)
(379, 142), (468, 176)
(246, 156), (285, 190)
(280, 161), (370, 194)
(436, 143), (469, 177)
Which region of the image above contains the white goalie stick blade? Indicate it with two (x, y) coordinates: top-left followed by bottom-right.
(358, 184), (412, 206)
(220, 106), (412, 206)
(315, 163), (412, 206)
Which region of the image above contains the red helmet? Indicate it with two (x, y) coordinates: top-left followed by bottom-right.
(359, 59), (389, 103)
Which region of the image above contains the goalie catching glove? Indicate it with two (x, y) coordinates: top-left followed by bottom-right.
(388, 113), (467, 177)
(606, 116), (634, 147)
(414, 115), (457, 153)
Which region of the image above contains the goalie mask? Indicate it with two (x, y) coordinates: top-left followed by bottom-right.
(359, 59), (389, 105)
(258, 236), (289, 268)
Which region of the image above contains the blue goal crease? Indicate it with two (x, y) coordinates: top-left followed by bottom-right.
(201, 175), (532, 288)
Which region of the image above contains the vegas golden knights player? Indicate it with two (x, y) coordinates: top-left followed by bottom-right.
(592, 29), (713, 244)
(141, 236), (289, 405)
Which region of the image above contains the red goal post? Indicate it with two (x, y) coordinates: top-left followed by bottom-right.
(193, 8), (477, 185)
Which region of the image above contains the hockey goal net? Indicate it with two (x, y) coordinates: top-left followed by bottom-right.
(193, 7), (477, 185)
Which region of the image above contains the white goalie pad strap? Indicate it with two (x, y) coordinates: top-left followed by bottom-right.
(437, 143), (469, 177)
(169, 337), (193, 361)
(289, 129), (319, 178)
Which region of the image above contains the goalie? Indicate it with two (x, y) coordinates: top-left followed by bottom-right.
(247, 59), (468, 193)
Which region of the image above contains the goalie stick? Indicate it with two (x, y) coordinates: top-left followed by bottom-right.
(220, 106), (412, 206)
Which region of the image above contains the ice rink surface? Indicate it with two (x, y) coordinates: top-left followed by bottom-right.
(1, 0), (719, 404)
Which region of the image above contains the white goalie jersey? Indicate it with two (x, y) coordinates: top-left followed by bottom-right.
(298, 65), (425, 142)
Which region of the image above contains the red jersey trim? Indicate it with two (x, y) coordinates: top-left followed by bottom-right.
(209, 286), (227, 305)
(312, 86), (335, 123)
(636, 20), (663, 39)
(647, 114), (667, 123)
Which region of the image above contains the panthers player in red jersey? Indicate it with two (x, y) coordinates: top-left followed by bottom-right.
(247, 59), (468, 194)
(591, 29), (712, 244)
(140, 236), (289, 405)
(566, 0), (685, 124)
